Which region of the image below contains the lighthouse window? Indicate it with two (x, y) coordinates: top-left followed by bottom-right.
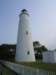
(26, 31), (28, 35)
(27, 51), (30, 55)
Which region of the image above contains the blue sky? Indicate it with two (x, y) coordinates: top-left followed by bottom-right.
(0, 0), (56, 50)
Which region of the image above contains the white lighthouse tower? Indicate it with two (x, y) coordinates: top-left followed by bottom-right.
(15, 9), (35, 62)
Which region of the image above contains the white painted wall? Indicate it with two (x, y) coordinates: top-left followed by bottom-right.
(15, 9), (35, 61)
(53, 52), (56, 63)
(43, 51), (56, 63)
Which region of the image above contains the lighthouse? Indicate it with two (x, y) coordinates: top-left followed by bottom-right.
(15, 9), (35, 62)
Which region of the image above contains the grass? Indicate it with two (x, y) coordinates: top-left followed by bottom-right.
(15, 60), (56, 73)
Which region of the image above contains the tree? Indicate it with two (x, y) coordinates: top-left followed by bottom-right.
(33, 41), (48, 60)
(33, 41), (40, 47)
(0, 44), (16, 61)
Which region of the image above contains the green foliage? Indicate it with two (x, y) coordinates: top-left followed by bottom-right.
(34, 46), (47, 52)
(33, 41), (40, 46)
(33, 41), (48, 59)
(0, 44), (16, 61)
(33, 41), (48, 52)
